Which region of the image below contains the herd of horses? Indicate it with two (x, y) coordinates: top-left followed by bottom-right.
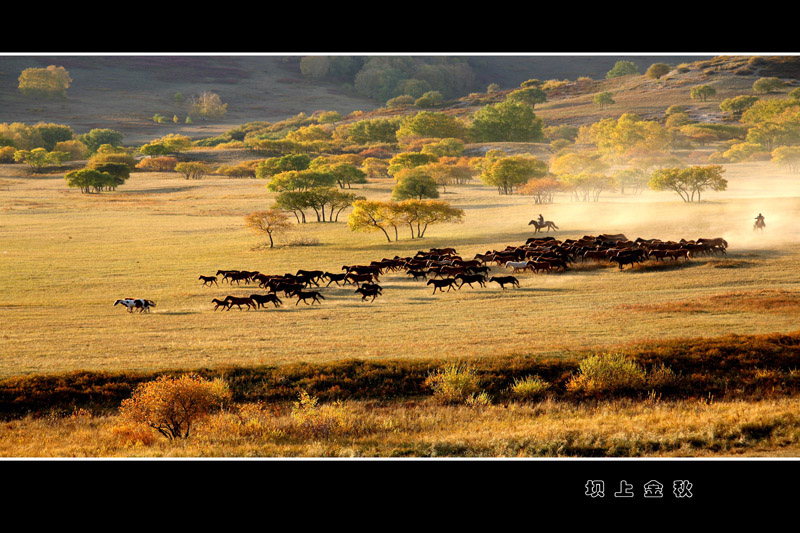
(115, 231), (729, 314)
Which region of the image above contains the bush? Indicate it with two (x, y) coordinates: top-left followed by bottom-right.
(510, 375), (551, 400)
(290, 390), (356, 439)
(424, 363), (481, 404)
(136, 156), (178, 172)
(566, 353), (647, 395)
(118, 374), (232, 440)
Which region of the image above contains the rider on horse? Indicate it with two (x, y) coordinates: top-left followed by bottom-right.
(537, 214), (544, 226)
(754, 213), (766, 231)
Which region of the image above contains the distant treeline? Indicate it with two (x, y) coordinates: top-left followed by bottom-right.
(2, 331), (800, 420)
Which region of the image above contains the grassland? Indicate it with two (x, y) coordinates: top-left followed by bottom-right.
(2, 157), (800, 379)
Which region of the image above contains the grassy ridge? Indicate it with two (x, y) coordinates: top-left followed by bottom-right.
(3, 330), (800, 420)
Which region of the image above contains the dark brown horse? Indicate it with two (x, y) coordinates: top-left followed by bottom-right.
(295, 291), (325, 305)
(250, 293), (283, 308)
(199, 275), (218, 287)
(427, 278), (457, 294)
(489, 276), (520, 289)
(212, 298), (231, 311)
(223, 295), (255, 310)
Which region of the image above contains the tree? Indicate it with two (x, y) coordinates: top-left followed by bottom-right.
(189, 91), (228, 121)
(310, 161), (367, 189)
(469, 100), (545, 142)
(345, 118), (400, 144)
(517, 177), (565, 204)
(415, 91), (443, 108)
(753, 77), (785, 94)
(613, 168), (649, 194)
(387, 152), (439, 176)
(645, 63), (672, 79)
(648, 165), (727, 202)
(719, 95), (759, 118)
(396, 111), (468, 142)
(771, 146), (800, 173)
(77, 129), (124, 155)
(13, 148), (68, 172)
(175, 161), (212, 180)
(118, 374), (231, 440)
(348, 200), (395, 242)
(479, 153), (548, 194)
(690, 85), (717, 102)
(88, 162), (130, 189)
(266, 169), (337, 192)
(559, 173), (616, 202)
(256, 154), (311, 178)
(606, 61), (639, 79)
(506, 87), (547, 109)
(593, 92), (615, 109)
(64, 168), (116, 193)
(396, 199), (464, 238)
(34, 123), (74, 151)
(392, 169), (440, 200)
(421, 138), (464, 158)
(18, 65), (72, 98)
(245, 209), (293, 248)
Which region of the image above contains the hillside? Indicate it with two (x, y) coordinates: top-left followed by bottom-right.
(0, 54), (758, 145)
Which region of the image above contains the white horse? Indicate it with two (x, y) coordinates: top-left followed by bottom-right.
(504, 261), (531, 273)
(114, 298), (156, 313)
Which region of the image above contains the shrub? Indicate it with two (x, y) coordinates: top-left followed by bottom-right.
(424, 363), (481, 404)
(118, 374), (232, 440)
(510, 375), (551, 400)
(53, 140), (87, 161)
(136, 156), (178, 172)
(290, 390), (356, 439)
(566, 353), (647, 395)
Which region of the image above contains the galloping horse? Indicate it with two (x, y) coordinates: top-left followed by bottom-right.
(528, 220), (559, 234)
(114, 298), (156, 313)
(754, 218), (766, 232)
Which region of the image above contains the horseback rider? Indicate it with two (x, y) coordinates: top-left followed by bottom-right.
(755, 213), (765, 226)
(537, 213), (544, 226)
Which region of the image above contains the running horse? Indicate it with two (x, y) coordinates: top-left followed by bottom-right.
(528, 219), (559, 234)
(754, 217), (766, 232)
(114, 298), (156, 313)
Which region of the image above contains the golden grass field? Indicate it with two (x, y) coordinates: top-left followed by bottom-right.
(1, 156), (799, 380)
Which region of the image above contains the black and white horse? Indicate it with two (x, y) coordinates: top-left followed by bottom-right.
(114, 298), (156, 313)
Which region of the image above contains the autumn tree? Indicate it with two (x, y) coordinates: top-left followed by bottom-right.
(506, 87), (547, 109)
(517, 177), (565, 204)
(559, 173), (616, 202)
(175, 161), (212, 180)
(719, 95), (759, 118)
(395, 111), (468, 142)
(266, 169), (337, 192)
(256, 154), (311, 178)
(18, 65), (72, 98)
(245, 209), (293, 248)
(648, 165), (727, 202)
(396, 199), (464, 238)
(118, 374), (231, 440)
(348, 200), (395, 242)
(189, 91), (228, 121)
(771, 146), (800, 173)
(645, 63), (671, 79)
(387, 151), (439, 176)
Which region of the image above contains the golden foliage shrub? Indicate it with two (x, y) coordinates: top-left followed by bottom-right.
(425, 363), (482, 405)
(118, 374), (232, 440)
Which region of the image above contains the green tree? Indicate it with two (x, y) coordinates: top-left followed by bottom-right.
(479, 153), (548, 194)
(77, 129), (124, 155)
(256, 154), (311, 178)
(469, 100), (545, 142)
(64, 168), (117, 193)
(753, 77), (786, 94)
(719, 95), (760, 118)
(18, 66), (72, 98)
(606, 61), (639, 79)
(387, 152), (439, 176)
(13, 148), (68, 172)
(506, 87), (547, 109)
(392, 169), (440, 200)
(33, 123), (74, 151)
(421, 138), (464, 158)
(690, 85), (717, 102)
(648, 165), (727, 202)
(396, 111), (468, 142)
(345, 118), (400, 144)
(415, 91), (444, 108)
(266, 169), (337, 192)
(88, 162), (130, 189)
(593, 92), (615, 109)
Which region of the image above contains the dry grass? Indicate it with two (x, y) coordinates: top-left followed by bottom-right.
(3, 395), (800, 457)
(2, 161), (800, 378)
